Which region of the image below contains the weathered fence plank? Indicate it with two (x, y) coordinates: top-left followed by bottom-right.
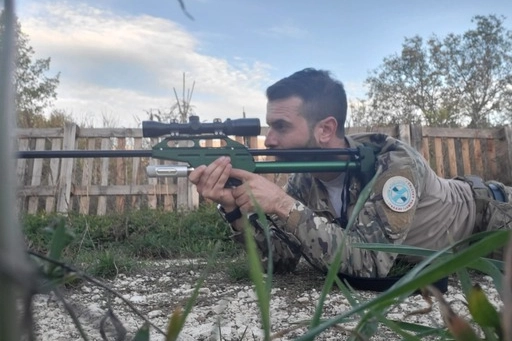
(27, 138), (46, 213)
(97, 138), (111, 216)
(56, 123), (76, 213)
(79, 138), (96, 214)
(45, 138), (61, 212)
(115, 138), (127, 213)
(131, 137), (143, 210)
(447, 138), (457, 178)
(503, 126), (512, 184)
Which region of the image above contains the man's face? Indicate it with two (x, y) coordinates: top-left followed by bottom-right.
(264, 96), (317, 150)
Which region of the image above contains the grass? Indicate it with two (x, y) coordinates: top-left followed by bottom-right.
(22, 202), (245, 278)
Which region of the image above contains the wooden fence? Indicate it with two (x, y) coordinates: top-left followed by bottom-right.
(16, 123), (512, 215)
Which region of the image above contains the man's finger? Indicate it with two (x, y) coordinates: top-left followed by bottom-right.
(229, 168), (253, 181)
(188, 165), (206, 184)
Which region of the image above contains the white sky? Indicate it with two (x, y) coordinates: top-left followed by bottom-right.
(11, 0), (512, 127)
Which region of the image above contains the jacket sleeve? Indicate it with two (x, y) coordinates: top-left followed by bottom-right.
(283, 140), (427, 278)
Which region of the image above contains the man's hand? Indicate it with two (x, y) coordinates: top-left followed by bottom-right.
(188, 156), (237, 210)
(229, 168), (295, 220)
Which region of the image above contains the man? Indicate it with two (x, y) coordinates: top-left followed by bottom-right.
(189, 68), (512, 279)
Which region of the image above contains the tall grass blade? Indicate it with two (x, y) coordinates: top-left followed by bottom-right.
(243, 217), (271, 340)
(296, 230), (510, 340)
(132, 323), (150, 341)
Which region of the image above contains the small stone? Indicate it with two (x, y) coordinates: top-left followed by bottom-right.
(296, 296), (309, 303)
(148, 310), (163, 318)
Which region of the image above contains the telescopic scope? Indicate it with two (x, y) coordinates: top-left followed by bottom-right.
(142, 115), (261, 137)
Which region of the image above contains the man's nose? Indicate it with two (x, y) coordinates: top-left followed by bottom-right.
(264, 131), (277, 148)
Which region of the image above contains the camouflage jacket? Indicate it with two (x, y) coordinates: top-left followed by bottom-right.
(230, 133), (477, 278)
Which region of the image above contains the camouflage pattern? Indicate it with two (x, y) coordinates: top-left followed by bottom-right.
(229, 133), (512, 278)
(473, 180), (512, 259)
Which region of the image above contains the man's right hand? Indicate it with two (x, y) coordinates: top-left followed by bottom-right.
(188, 156), (237, 210)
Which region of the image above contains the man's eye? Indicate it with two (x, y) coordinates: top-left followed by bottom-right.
(274, 123), (287, 132)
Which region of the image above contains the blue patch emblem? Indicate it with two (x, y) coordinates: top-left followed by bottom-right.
(382, 176), (416, 212)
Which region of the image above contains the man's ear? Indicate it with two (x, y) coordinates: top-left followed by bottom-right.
(315, 116), (338, 144)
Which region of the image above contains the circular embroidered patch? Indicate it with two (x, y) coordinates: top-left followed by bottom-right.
(382, 176), (416, 212)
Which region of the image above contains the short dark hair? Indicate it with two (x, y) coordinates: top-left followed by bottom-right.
(266, 68), (347, 136)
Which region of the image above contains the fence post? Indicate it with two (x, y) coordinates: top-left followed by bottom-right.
(398, 124), (411, 145)
(503, 125), (512, 185)
(56, 123), (77, 213)
(409, 124), (423, 154)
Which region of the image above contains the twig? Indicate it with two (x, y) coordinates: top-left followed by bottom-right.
(52, 286), (91, 341)
(28, 250), (167, 336)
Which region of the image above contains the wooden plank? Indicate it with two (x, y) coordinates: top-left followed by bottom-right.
(27, 138), (46, 213)
(165, 179), (175, 211)
(147, 138), (159, 209)
(18, 186), (57, 196)
(22, 184), (177, 197)
(409, 124), (423, 154)
(16, 139), (30, 211)
(504, 126), (512, 184)
(45, 138), (61, 212)
(97, 138), (111, 215)
(473, 139), (484, 177)
(176, 139), (189, 210)
(421, 137), (430, 162)
(79, 138), (96, 214)
(16, 128), (64, 138)
(486, 138), (497, 181)
(78, 127), (143, 138)
(446, 138), (457, 178)
(56, 123), (77, 213)
(347, 126), (397, 136)
(434, 137), (445, 177)
(189, 182), (199, 210)
(16, 139), (29, 184)
(72, 184), (177, 196)
(461, 139), (472, 175)
(248, 136), (259, 149)
(115, 138), (127, 212)
(399, 124), (411, 146)
(131, 137), (143, 209)
(422, 126), (500, 139)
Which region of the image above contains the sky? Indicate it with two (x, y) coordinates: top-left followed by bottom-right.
(10, 0), (512, 127)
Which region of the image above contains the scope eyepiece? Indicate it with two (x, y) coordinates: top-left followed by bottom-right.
(142, 115), (261, 137)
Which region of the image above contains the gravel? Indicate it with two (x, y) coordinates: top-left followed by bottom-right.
(31, 259), (503, 340)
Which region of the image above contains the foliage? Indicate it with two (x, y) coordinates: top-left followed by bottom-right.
(0, 9), (61, 128)
(22, 204), (242, 265)
(358, 15), (512, 128)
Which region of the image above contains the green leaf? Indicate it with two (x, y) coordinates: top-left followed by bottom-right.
(132, 323), (150, 341)
(296, 230), (511, 341)
(467, 284), (501, 330)
(47, 218), (74, 261)
(166, 307), (184, 341)
(243, 218), (270, 340)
